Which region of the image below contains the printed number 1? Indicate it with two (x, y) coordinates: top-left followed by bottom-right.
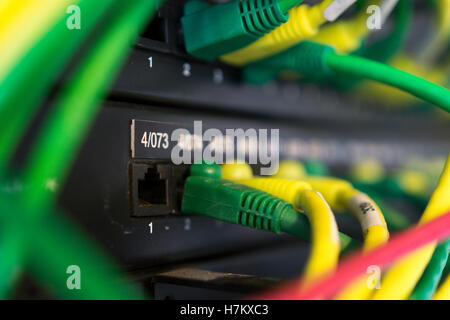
(149, 222), (153, 234)
(148, 57), (153, 68)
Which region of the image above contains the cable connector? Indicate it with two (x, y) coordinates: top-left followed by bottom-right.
(181, 0), (300, 61)
(221, 0), (337, 66)
(182, 176), (300, 234)
(243, 41), (335, 85)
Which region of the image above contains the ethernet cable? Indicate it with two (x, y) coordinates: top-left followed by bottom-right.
(314, 0), (410, 91)
(353, 0), (447, 106)
(222, 175), (341, 282)
(372, 154), (450, 300)
(352, 185), (412, 232)
(409, 239), (450, 300)
(243, 41), (450, 112)
(274, 159), (411, 231)
(220, 163), (360, 254)
(182, 173), (359, 278)
(182, 175), (313, 242)
(357, 54), (450, 108)
(254, 209), (450, 300)
(0, 0), (78, 81)
(0, 197), (143, 300)
(301, 177), (390, 251)
(273, 161), (389, 251)
(308, 3), (370, 54)
(181, 0), (303, 61)
(220, 0), (336, 66)
(273, 169), (389, 299)
(274, 159), (435, 300)
(324, 51), (450, 112)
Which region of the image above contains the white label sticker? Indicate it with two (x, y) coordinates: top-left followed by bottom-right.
(347, 193), (384, 231)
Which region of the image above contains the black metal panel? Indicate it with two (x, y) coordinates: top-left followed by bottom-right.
(57, 100), (449, 273)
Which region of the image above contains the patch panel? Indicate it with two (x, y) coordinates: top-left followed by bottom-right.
(3, 0), (450, 303)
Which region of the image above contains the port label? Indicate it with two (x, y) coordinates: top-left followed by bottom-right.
(140, 131), (169, 149)
(131, 119), (192, 159)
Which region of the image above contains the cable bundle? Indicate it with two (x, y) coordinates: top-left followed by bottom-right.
(0, 0), (163, 299)
(183, 157), (450, 300)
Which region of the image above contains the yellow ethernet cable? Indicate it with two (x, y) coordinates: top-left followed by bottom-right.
(299, 189), (340, 282)
(299, 177), (390, 251)
(432, 274), (450, 300)
(274, 161), (389, 249)
(274, 160), (307, 180)
(221, 163), (254, 181)
(309, 9), (369, 53)
(311, 0), (400, 53)
(372, 154), (450, 300)
(274, 161), (390, 299)
(0, 0), (77, 81)
(220, 0), (334, 66)
(239, 177), (340, 282)
(222, 164), (340, 282)
(330, 184), (390, 300)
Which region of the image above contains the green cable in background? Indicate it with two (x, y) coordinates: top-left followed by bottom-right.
(244, 41), (450, 112)
(0, 0), (117, 175)
(0, 198), (142, 299)
(329, 0), (412, 90)
(0, 0), (162, 298)
(362, 0), (412, 63)
(325, 53), (450, 112)
(409, 239), (450, 300)
(21, 0), (162, 211)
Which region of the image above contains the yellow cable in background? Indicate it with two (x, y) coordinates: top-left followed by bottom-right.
(294, 177), (389, 299)
(309, 8), (369, 53)
(0, 0), (77, 81)
(0, 0), (12, 13)
(220, 0), (334, 66)
(273, 170), (389, 251)
(222, 164), (340, 283)
(372, 154), (450, 300)
(274, 162), (389, 299)
(332, 186), (389, 299)
(298, 189), (340, 282)
(432, 274), (450, 300)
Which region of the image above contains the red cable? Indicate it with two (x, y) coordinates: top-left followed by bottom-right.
(253, 211), (450, 300)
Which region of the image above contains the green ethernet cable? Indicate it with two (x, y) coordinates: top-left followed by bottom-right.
(328, 0), (412, 90)
(243, 41), (450, 112)
(182, 176), (360, 253)
(181, 0), (302, 61)
(0, 0), (162, 298)
(409, 239), (450, 300)
(0, 0), (118, 176)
